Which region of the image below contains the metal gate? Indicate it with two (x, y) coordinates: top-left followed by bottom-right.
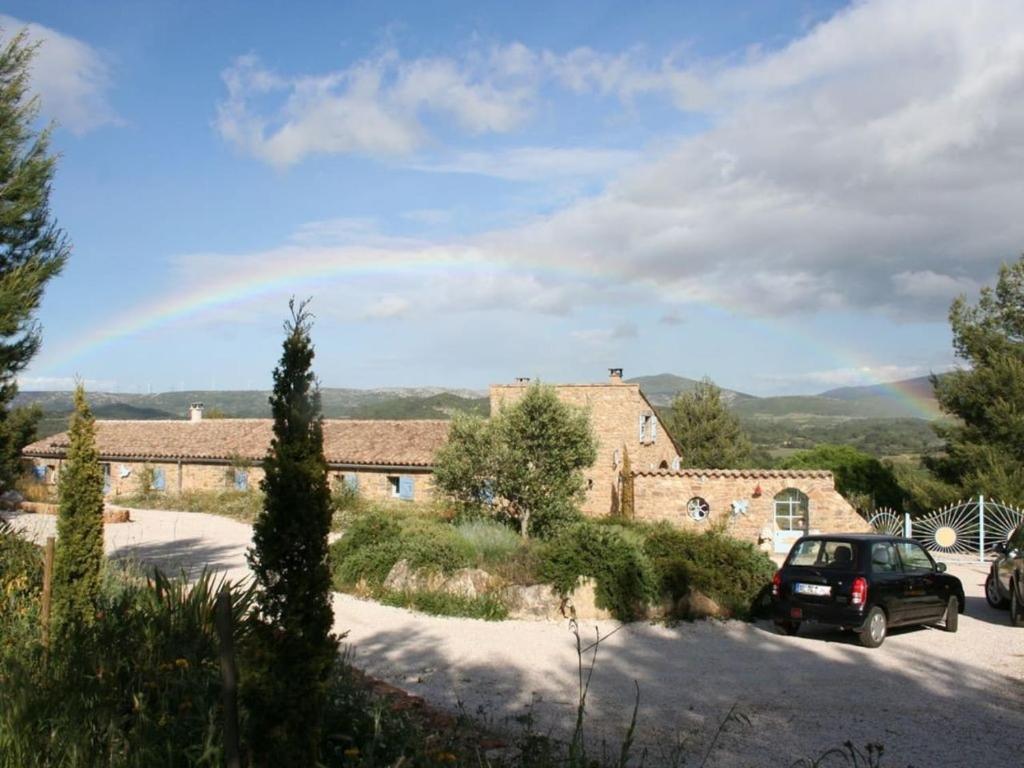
(868, 496), (1024, 562)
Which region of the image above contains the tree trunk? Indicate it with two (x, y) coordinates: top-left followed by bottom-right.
(519, 511), (530, 539)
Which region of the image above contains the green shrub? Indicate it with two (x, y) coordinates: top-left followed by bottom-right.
(330, 510), (473, 590)
(379, 589), (509, 620)
(643, 524), (776, 619)
(538, 522), (657, 621)
(454, 518), (521, 564)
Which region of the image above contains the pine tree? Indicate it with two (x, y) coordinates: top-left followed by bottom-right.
(245, 300), (336, 764)
(929, 256), (1024, 502)
(52, 385), (105, 627)
(665, 378), (752, 469)
(0, 30), (69, 488)
(618, 445), (635, 520)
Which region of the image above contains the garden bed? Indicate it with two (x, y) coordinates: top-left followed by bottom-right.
(329, 506), (776, 623)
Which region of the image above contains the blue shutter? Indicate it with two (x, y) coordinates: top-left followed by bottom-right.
(481, 480), (496, 505)
(399, 475), (414, 501)
(234, 469), (248, 491)
(152, 468), (165, 491)
(33, 465), (46, 481)
(344, 472), (359, 491)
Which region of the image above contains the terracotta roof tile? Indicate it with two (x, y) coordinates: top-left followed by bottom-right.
(632, 468), (834, 479)
(23, 419), (450, 468)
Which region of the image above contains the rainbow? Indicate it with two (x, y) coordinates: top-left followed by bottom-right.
(35, 246), (946, 420)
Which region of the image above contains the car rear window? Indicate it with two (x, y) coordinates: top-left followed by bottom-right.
(787, 539), (859, 570)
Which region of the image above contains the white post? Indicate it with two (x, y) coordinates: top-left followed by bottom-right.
(904, 512), (911, 539)
(979, 495), (986, 564)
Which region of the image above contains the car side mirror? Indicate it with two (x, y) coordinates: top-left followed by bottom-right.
(935, 562), (947, 573)
(993, 541), (1008, 556)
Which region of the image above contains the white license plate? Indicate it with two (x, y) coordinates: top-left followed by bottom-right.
(794, 583), (832, 596)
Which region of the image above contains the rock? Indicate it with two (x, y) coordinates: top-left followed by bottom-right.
(564, 578), (614, 621)
(503, 583), (564, 621)
(102, 505), (131, 524)
(676, 588), (725, 620)
(442, 568), (492, 599)
(383, 559), (445, 593)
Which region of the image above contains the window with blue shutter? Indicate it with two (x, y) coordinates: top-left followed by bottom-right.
(33, 465), (46, 482)
(638, 413), (646, 443)
(399, 475), (414, 501)
(344, 472), (359, 491)
(152, 468), (166, 491)
(234, 469), (248, 491)
(388, 476), (401, 497)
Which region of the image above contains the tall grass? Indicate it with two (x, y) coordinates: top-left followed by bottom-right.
(454, 519), (522, 564)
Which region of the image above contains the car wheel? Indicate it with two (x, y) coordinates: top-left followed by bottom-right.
(858, 606), (887, 648)
(774, 620), (800, 636)
(943, 596), (959, 633)
(1011, 583), (1024, 628)
(985, 573), (1008, 609)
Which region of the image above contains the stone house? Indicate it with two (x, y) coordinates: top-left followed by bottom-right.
(491, 369), (680, 516)
(632, 467), (870, 553)
(22, 405), (446, 505)
(24, 373), (870, 550)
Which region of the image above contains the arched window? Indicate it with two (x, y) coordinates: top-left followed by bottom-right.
(774, 488), (809, 532)
(687, 496), (710, 522)
(658, 460), (669, 470)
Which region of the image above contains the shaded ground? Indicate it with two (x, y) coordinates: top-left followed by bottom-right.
(6, 508), (1024, 766)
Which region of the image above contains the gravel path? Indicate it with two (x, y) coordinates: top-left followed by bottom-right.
(7, 508), (1024, 767)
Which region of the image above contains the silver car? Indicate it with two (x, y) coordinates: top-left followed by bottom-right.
(985, 523), (1024, 626)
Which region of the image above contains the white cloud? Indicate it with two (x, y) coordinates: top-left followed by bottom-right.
(408, 146), (640, 182)
(162, 0), (1024, 332)
(0, 15), (119, 134)
(216, 47), (534, 167)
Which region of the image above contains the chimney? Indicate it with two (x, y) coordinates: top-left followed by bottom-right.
(608, 368), (623, 383)
(189, 402), (204, 422)
(514, 377), (531, 384)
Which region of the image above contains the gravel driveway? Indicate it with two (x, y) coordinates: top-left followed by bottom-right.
(7, 508), (1024, 767)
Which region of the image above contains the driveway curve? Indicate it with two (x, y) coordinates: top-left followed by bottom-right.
(6, 508), (1024, 767)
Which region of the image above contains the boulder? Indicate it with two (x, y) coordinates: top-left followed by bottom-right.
(442, 568), (492, 599)
(503, 583), (565, 621)
(383, 559), (446, 593)
(675, 588), (725, 620)
(564, 578), (614, 621)
(102, 505), (131, 524)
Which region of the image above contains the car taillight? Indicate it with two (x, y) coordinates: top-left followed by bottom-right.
(771, 570), (782, 597)
(851, 576), (868, 606)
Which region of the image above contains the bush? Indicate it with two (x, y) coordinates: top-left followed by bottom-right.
(330, 510), (473, 590)
(643, 524), (776, 619)
(538, 522), (657, 621)
(379, 589), (509, 620)
(454, 519), (521, 564)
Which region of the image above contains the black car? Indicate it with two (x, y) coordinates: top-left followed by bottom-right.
(771, 534), (965, 648)
(985, 523), (1024, 626)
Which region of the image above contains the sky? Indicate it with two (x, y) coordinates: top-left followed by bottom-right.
(3, 0), (1023, 396)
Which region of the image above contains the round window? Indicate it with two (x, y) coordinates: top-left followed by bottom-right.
(687, 496), (710, 522)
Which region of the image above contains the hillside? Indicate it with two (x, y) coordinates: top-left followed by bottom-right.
(17, 373), (948, 457)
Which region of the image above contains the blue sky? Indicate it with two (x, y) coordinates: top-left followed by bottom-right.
(4, 0), (1023, 396)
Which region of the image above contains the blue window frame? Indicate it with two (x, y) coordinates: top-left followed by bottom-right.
(398, 475), (414, 501)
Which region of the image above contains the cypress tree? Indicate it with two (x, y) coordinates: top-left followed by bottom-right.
(619, 445), (635, 520)
(246, 300), (336, 764)
(52, 384), (105, 627)
(0, 30), (69, 488)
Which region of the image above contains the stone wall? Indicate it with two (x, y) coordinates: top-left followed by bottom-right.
(633, 469), (871, 550)
(491, 381), (680, 516)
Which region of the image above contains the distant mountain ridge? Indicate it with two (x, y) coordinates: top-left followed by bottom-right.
(18, 372), (946, 445)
